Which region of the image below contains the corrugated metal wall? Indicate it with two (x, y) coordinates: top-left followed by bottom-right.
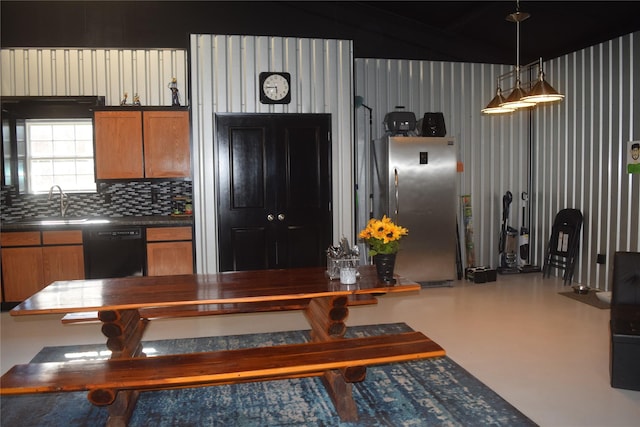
(189, 35), (354, 273)
(531, 32), (640, 290)
(355, 32), (639, 290)
(3, 34), (636, 287)
(0, 48), (188, 106)
(354, 59), (530, 271)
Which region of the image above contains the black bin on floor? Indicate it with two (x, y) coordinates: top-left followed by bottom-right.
(610, 251), (640, 391)
(611, 334), (640, 390)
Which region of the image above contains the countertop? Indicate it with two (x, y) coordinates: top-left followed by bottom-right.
(1, 215), (193, 231)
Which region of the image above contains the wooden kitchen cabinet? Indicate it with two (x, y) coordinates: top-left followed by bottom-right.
(1, 231), (44, 301)
(1, 230), (84, 302)
(94, 109), (190, 180)
(42, 230), (85, 285)
(42, 245), (84, 285)
(94, 111), (144, 179)
(146, 226), (194, 276)
(1, 231), (41, 246)
(2, 247), (44, 301)
(143, 111), (191, 178)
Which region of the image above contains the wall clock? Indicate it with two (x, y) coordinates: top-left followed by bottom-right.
(259, 72), (291, 104)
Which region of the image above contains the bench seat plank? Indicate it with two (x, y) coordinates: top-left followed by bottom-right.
(0, 332), (444, 395)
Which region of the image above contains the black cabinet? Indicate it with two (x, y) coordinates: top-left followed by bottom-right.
(216, 113), (332, 272)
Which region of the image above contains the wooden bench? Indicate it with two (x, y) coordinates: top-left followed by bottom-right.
(61, 294), (379, 324)
(4, 268), (427, 426)
(1, 331), (445, 424)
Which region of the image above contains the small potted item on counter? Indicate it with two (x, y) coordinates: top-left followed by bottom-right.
(171, 196), (192, 216)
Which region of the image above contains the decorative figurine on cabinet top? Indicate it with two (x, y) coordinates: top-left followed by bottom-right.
(168, 77), (180, 106)
(120, 92), (128, 106)
(133, 93), (141, 106)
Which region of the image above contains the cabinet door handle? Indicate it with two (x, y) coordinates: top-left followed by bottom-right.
(267, 214), (275, 221)
(278, 213), (285, 221)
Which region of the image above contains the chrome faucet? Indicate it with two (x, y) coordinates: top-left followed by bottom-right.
(48, 185), (70, 217)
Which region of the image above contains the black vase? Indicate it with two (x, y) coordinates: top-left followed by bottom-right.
(374, 253), (397, 284)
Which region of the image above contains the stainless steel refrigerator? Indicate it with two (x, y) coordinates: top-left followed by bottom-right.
(371, 136), (457, 282)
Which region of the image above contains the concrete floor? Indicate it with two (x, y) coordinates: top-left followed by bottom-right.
(2, 273), (639, 426)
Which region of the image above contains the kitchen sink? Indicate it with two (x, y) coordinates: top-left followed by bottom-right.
(40, 217), (90, 225)
(11, 217), (111, 226)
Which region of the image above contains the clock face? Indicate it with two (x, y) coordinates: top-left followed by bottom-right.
(259, 72), (291, 104)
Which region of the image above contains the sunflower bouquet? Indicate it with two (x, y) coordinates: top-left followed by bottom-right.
(358, 215), (409, 256)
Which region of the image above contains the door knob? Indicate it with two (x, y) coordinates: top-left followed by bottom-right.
(278, 213), (285, 221)
(267, 214), (275, 221)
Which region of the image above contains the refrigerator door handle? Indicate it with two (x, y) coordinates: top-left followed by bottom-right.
(394, 168), (399, 220)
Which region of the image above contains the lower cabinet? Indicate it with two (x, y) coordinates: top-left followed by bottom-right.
(146, 226), (194, 276)
(2, 246), (44, 301)
(42, 245), (85, 285)
(1, 225), (195, 303)
(1, 230), (84, 302)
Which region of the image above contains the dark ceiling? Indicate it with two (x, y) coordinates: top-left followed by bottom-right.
(1, 1), (638, 65)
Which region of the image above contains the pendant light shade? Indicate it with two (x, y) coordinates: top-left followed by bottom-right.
(522, 69), (565, 103)
(482, 87), (515, 114)
(501, 80), (535, 109)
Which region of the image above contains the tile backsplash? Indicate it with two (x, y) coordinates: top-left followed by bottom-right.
(1, 181), (192, 221)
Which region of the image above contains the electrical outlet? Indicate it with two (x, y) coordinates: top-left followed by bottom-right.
(597, 254), (606, 264)
(151, 190), (159, 204)
(104, 194), (112, 204)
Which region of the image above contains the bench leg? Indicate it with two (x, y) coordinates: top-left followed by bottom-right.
(106, 390), (140, 427)
(321, 370), (358, 422)
(304, 296), (349, 341)
(305, 297), (361, 420)
(95, 309), (147, 427)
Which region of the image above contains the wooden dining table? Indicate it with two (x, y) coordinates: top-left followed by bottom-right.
(3, 266), (444, 426)
(11, 265), (418, 316)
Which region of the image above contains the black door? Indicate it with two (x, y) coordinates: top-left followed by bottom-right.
(216, 113), (332, 272)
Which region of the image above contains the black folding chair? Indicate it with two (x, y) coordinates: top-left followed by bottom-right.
(542, 209), (583, 285)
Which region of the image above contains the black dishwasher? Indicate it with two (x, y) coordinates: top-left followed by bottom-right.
(84, 228), (145, 279)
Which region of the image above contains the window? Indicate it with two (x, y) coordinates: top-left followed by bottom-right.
(26, 119), (94, 193)
(1, 96), (102, 194)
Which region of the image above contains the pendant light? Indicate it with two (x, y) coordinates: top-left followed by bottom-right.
(482, 0), (564, 115)
(500, 74), (535, 109)
(522, 58), (565, 103)
(499, 4), (535, 110)
(481, 84), (515, 114)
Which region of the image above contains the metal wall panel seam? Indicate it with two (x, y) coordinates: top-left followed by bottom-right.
(35, 49), (44, 95)
(191, 34), (217, 273)
(22, 49), (29, 95)
(616, 38), (627, 251)
(605, 40), (615, 285)
(632, 34), (640, 251)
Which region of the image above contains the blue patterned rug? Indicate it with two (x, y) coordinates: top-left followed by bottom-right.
(1, 323), (536, 426)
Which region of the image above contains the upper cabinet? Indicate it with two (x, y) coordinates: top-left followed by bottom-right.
(143, 111), (191, 178)
(94, 108), (190, 180)
(94, 110), (144, 179)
